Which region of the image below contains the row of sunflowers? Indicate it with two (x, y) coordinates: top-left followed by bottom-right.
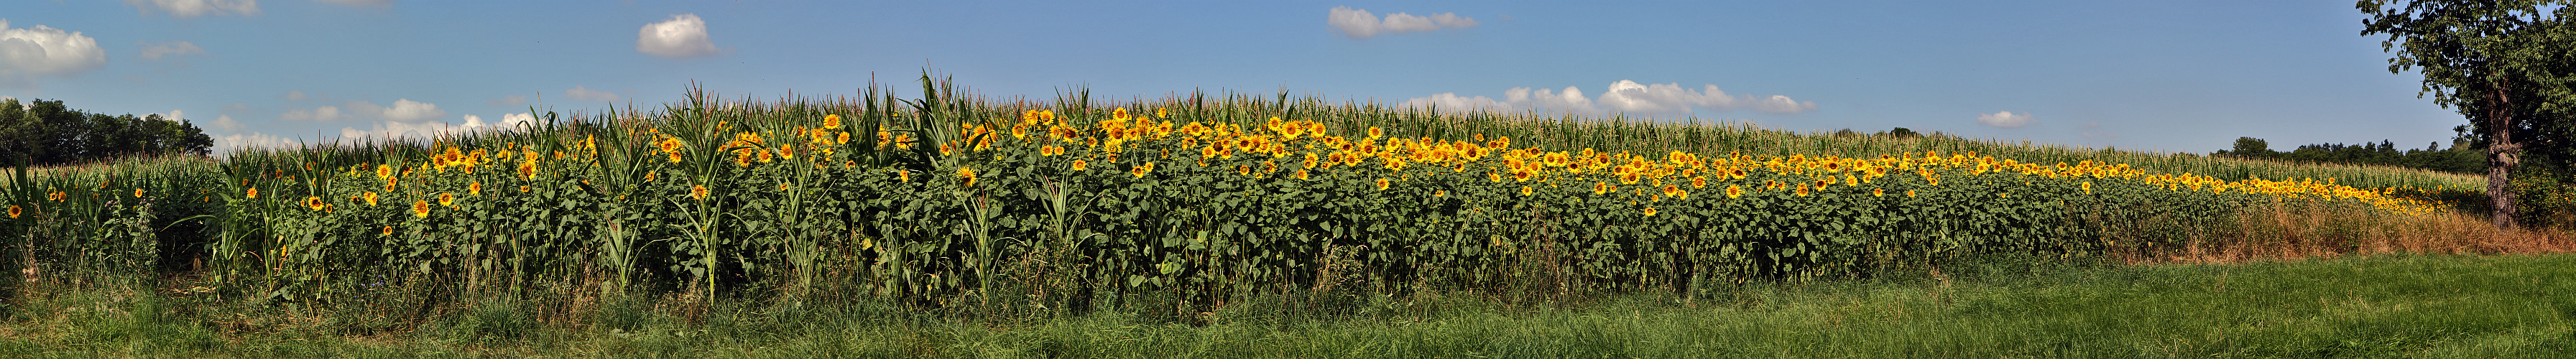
(0, 85), (2456, 311)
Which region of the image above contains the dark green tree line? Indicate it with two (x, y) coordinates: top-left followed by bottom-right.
(2214, 135), (2485, 174)
(0, 98), (214, 165)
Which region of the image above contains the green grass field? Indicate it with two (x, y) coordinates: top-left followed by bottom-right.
(4, 253), (2568, 358)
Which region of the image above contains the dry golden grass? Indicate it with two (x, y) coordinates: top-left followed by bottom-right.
(2130, 204), (2576, 265)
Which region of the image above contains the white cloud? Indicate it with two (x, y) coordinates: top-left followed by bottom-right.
(341, 120), (466, 142)
(1976, 111), (2034, 128)
(1429, 13), (1479, 28)
(1405, 80), (1814, 116)
(501, 113), (535, 128)
(460, 114), (484, 129)
(489, 94), (526, 106)
(637, 14), (718, 58)
(0, 20), (111, 87)
(124, 0), (261, 18)
(290, 98), (444, 121)
(281, 106), (343, 121)
(315, 0), (391, 7)
(210, 114), (244, 132)
(155, 109), (183, 121)
(1329, 6), (1477, 39)
(1748, 95), (1817, 113)
(139, 41), (204, 60)
(565, 85), (619, 102)
(215, 131), (297, 154)
(282, 90), (306, 101)
(338, 98), (446, 121)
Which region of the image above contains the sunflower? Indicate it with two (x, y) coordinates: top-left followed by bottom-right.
(6, 205), (19, 219)
(1642, 207), (1658, 216)
(1795, 183), (1810, 197)
(1873, 188), (1885, 197)
(468, 181), (482, 195)
(1726, 185), (1744, 199)
(1520, 186), (1535, 197)
(1071, 159), (1090, 171)
(133, 188), (144, 198)
(438, 192), (456, 208)
(1434, 190), (1446, 197)
(957, 166), (979, 187)
(246, 187), (259, 199)
(1593, 182), (1610, 195)
(1691, 177), (1707, 188)
(1375, 178), (1391, 191)
(410, 200), (431, 218)
(2080, 181), (2092, 195)
(822, 113), (844, 129)
(1907, 189), (1918, 197)
(692, 185), (709, 200)
(381, 225), (394, 236)
(364, 192), (380, 206)
(1293, 169), (1311, 180)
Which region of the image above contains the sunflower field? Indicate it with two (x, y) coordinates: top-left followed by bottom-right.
(0, 78), (2477, 317)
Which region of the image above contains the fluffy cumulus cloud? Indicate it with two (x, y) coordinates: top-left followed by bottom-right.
(350, 98), (446, 121)
(501, 113), (535, 127)
(565, 85), (620, 102)
(139, 41), (204, 60)
(215, 131), (297, 154)
(1976, 111), (2034, 128)
(0, 20), (111, 88)
(124, 0), (261, 18)
(209, 114), (244, 132)
(637, 14), (718, 58)
(281, 106), (344, 121)
(1329, 6), (1478, 39)
(459, 113), (537, 131)
(1405, 80), (1814, 116)
(282, 98), (446, 122)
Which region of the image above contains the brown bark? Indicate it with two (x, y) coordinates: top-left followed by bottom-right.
(2487, 75), (2521, 230)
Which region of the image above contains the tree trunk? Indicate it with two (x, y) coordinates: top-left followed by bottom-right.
(2486, 78), (2522, 230)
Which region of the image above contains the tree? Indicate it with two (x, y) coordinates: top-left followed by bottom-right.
(0, 98), (215, 165)
(2361, 0), (2576, 228)
(2225, 136), (2275, 157)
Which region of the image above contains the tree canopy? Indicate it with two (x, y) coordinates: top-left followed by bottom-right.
(0, 98), (215, 166)
(2361, 0), (2576, 228)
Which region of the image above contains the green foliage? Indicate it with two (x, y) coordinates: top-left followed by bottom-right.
(0, 98), (216, 165)
(2215, 136), (2486, 175)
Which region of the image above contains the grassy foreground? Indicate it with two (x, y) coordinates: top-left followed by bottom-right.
(1, 253), (2568, 358)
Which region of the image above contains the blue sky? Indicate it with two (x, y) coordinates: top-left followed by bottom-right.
(2, 1), (2467, 155)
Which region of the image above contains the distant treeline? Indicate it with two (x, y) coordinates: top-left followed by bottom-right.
(2212, 136), (2485, 175)
(0, 98), (214, 166)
